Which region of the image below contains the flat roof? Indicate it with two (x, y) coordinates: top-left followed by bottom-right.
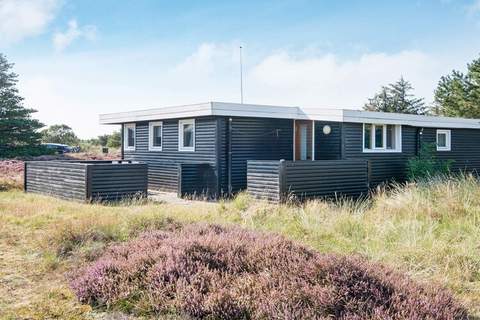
(99, 101), (480, 129)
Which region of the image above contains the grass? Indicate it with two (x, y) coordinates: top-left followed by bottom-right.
(0, 175), (479, 318)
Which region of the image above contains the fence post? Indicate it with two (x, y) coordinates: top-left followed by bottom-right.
(278, 159), (287, 202)
(24, 161), (28, 192)
(85, 165), (93, 201)
(177, 164), (183, 198)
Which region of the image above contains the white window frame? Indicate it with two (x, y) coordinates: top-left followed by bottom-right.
(178, 119), (195, 152)
(123, 123), (135, 151)
(436, 129), (451, 151)
(362, 123), (402, 153)
(148, 121), (163, 151)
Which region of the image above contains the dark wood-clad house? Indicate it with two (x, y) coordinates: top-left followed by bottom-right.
(99, 102), (480, 200)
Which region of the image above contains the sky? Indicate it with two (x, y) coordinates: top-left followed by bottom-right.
(1, 0), (480, 138)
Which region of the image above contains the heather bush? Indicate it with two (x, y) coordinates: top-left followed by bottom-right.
(69, 224), (467, 319)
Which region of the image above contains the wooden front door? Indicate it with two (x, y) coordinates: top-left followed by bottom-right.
(294, 120), (313, 161)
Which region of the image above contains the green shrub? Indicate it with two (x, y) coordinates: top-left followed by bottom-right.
(407, 142), (453, 180)
(0, 145), (55, 158)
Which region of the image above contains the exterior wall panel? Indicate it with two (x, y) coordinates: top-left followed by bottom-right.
(343, 123), (417, 186)
(229, 117), (293, 192)
(420, 128), (480, 172)
(124, 117), (218, 193)
(315, 121), (342, 160)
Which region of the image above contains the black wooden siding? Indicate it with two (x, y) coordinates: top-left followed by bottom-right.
(178, 163), (218, 198)
(315, 121), (342, 160)
(25, 161), (147, 201)
(89, 163), (148, 201)
(284, 160), (369, 199)
(123, 115), (480, 196)
(124, 117), (218, 192)
(247, 160), (369, 202)
(246, 160), (281, 202)
(342, 123), (417, 186)
(25, 161), (87, 201)
(227, 117), (293, 192)
(420, 128), (480, 172)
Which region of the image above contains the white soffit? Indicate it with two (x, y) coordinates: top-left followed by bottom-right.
(99, 101), (480, 129)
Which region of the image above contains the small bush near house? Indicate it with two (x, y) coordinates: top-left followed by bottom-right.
(407, 142), (453, 180)
(69, 224), (467, 319)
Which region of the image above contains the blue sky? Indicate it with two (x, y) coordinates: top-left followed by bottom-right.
(1, 0), (480, 138)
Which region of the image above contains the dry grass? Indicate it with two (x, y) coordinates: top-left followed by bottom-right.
(0, 175), (479, 318)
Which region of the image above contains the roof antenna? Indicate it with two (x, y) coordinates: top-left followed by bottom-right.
(240, 45), (244, 104)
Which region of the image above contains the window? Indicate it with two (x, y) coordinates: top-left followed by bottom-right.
(148, 121), (163, 151)
(363, 123), (401, 152)
(124, 123), (135, 151)
(178, 119), (195, 151)
(436, 129), (451, 151)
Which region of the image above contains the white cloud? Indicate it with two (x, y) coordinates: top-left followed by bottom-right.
(0, 0), (60, 46)
(13, 43), (471, 138)
(248, 50), (440, 108)
(53, 19), (97, 52)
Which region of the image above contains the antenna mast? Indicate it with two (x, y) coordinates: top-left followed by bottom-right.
(240, 46), (244, 104)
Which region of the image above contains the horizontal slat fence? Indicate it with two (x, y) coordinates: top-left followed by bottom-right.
(247, 160), (282, 202)
(247, 159), (369, 202)
(89, 163), (148, 201)
(178, 163), (218, 199)
(25, 160), (147, 202)
(25, 161), (87, 201)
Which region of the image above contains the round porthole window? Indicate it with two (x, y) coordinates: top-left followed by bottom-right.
(323, 125), (331, 135)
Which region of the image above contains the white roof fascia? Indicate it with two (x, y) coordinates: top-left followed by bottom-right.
(343, 110), (480, 129)
(99, 102), (212, 124)
(211, 102), (306, 120)
(99, 101), (480, 129)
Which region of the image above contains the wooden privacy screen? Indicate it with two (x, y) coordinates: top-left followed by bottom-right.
(24, 160), (147, 202)
(177, 163), (218, 199)
(247, 159), (369, 202)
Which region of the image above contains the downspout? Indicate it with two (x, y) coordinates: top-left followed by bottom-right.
(120, 124), (124, 160)
(416, 127), (424, 156)
(227, 117), (233, 196)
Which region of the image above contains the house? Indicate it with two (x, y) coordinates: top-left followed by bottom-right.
(99, 101), (480, 200)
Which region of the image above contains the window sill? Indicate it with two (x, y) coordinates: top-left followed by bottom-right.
(124, 147), (135, 151)
(148, 147), (163, 152)
(362, 149), (402, 153)
(436, 148), (451, 152)
(178, 147), (195, 152)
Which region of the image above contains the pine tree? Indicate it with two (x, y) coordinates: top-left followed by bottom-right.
(0, 54), (44, 150)
(434, 56), (480, 118)
(364, 77), (427, 115)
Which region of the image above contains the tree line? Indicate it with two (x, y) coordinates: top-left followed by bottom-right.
(40, 124), (121, 149)
(1, 53), (480, 158)
(0, 53), (120, 157)
(364, 56), (480, 116)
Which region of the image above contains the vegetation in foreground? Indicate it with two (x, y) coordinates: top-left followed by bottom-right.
(0, 175), (480, 319)
(70, 224), (467, 319)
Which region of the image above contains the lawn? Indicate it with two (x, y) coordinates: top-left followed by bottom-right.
(0, 176), (479, 318)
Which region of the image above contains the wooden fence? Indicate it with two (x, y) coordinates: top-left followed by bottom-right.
(25, 160), (147, 201)
(247, 159), (369, 202)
